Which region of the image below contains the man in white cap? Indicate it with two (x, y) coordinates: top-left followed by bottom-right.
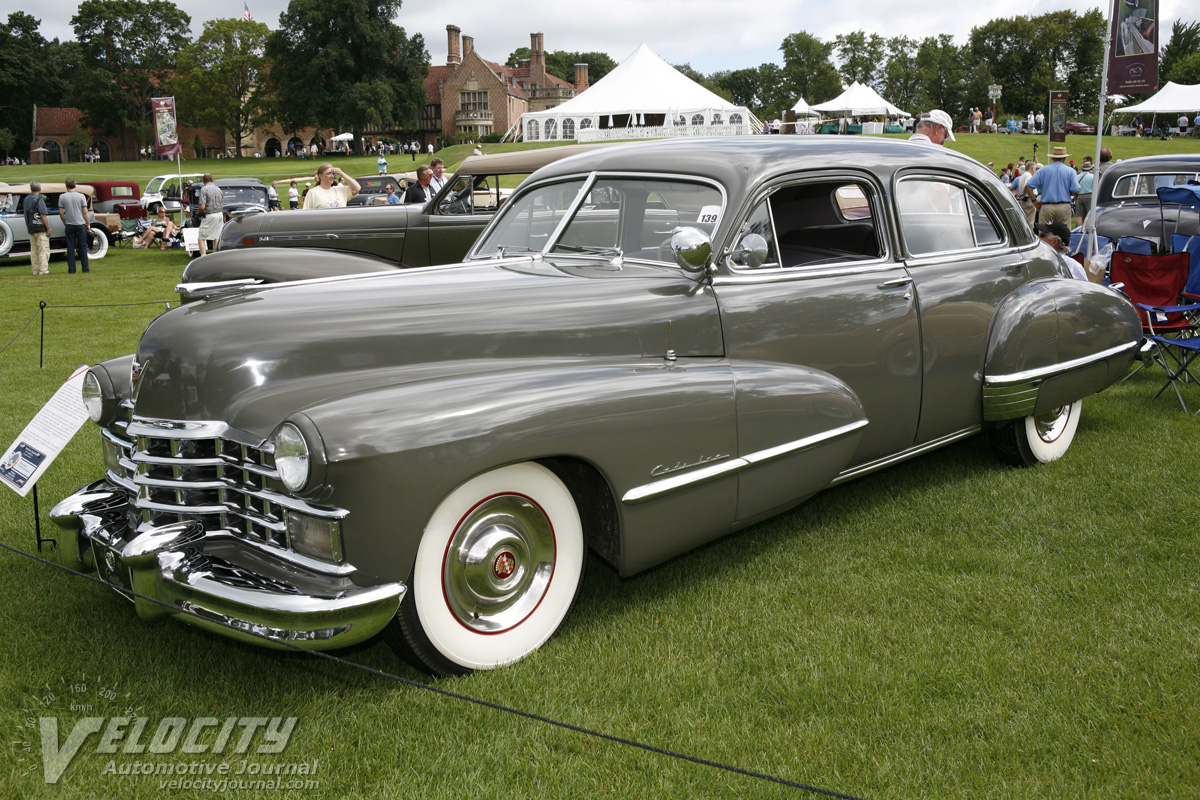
(909, 110), (955, 145)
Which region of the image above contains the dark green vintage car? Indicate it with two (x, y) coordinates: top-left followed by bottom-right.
(55, 137), (1140, 677)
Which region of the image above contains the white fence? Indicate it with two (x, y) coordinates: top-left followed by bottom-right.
(576, 123), (756, 142)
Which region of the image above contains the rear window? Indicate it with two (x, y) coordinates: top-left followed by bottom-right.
(1112, 172), (1200, 198)
(112, 186), (134, 197)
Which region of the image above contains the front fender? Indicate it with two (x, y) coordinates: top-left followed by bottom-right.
(983, 278), (1140, 421)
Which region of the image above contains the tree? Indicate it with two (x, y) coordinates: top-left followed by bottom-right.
(172, 19), (272, 156)
(1160, 21), (1200, 84)
(882, 36), (921, 113)
(0, 127), (14, 158)
(1171, 52), (1200, 85)
(505, 49), (617, 85)
(0, 13), (71, 156)
(70, 0), (191, 156)
(266, 0), (427, 154)
(779, 32), (841, 105)
(913, 34), (966, 120)
(833, 31), (887, 91)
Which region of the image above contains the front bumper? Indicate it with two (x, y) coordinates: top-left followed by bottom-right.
(50, 480), (405, 651)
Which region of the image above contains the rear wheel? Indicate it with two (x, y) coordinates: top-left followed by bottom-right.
(990, 400), (1082, 467)
(385, 462), (586, 676)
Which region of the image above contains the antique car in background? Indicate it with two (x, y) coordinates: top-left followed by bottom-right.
(79, 180), (140, 215)
(54, 137), (1140, 677)
(1090, 154), (1200, 248)
(347, 173), (413, 206)
(179, 178), (270, 257)
(0, 182), (112, 259)
(194, 145), (614, 290)
(1064, 121), (1096, 135)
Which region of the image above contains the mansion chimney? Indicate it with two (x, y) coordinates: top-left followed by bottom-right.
(574, 63), (589, 93)
(530, 32), (545, 74)
(446, 25), (461, 65)
(462, 35), (474, 59)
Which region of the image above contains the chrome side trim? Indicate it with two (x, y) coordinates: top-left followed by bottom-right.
(984, 341), (1139, 386)
(831, 426), (981, 486)
(622, 420), (868, 504)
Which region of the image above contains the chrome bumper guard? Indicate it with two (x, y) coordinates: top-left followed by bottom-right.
(50, 480), (405, 651)
(982, 341), (1139, 421)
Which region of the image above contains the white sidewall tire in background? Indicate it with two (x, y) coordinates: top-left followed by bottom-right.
(88, 226), (109, 259)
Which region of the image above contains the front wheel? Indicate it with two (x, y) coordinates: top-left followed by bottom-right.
(990, 399), (1082, 467)
(385, 462), (586, 676)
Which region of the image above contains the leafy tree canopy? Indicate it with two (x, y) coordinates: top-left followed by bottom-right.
(173, 18), (272, 155)
(1160, 20), (1200, 84)
(780, 32), (841, 105)
(265, 0), (427, 152)
(0, 12), (72, 154)
(70, 0), (191, 137)
(505, 48), (617, 85)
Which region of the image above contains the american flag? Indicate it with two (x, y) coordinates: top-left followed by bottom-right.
(243, 2), (252, 20)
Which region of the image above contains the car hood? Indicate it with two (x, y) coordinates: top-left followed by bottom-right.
(133, 258), (723, 436)
(223, 203), (417, 241)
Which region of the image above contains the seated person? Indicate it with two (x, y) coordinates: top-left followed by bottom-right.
(136, 207), (177, 250)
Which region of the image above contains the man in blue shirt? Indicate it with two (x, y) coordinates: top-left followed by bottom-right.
(384, 184), (401, 204)
(1025, 146), (1080, 228)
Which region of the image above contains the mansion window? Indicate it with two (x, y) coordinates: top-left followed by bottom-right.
(460, 91), (489, 112)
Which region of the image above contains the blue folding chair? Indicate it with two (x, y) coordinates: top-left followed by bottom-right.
(1140, 298), (1200, 412)
(1116, 236), (1154, 255)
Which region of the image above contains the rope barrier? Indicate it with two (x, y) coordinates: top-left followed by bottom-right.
(0, 308), (40, 357)
(0, 538), (868, 800)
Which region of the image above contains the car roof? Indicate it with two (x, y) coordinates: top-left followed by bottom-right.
(79, 180), (138, 188)
(0, 182), (94, 196)
(213, 178), (264, 186)
(455, 143), (621, 175)
(525, 135), (994, 198)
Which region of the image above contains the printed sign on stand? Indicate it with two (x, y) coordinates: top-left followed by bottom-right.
(0, 366), (91, 498)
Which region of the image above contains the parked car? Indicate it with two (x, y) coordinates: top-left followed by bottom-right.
(179, 178), (270, 256)
(0, 182), (111, 259)
(54, 137), (1140, 677)
(1090, 154), (1200, 248)
(347, 173), (413, 206)
(140, 172), (204, 213)
(208, 144), (614, 280)
(79, 180), (140, 214)
(1064, 121), (1096, 135)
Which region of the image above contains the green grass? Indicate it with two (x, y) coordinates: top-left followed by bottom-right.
(2, 218), (1199, 799)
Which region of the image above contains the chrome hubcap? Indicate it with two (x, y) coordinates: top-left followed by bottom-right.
(443, 494), (555, 633)
(1034, 405), (1071, 443)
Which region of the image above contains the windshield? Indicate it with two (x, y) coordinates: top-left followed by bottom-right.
(145, 177), (167, 194)
(222, 187), (267, 205)
(473, 176), (724, 261)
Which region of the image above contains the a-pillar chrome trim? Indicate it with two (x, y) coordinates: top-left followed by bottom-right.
(622, 419), (869, 504)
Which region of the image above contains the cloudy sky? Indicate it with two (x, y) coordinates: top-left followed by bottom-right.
(26, 0), (1193, 75)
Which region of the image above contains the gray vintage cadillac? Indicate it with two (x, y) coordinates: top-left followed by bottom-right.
(53, 137), (1141, 677)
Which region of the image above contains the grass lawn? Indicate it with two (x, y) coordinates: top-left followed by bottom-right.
(1, 178), (1199, 798)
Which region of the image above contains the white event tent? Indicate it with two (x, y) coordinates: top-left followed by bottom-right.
(1116, 82), (1200, 114)
(810, 82), (910, 119)
(512, 43), (759, 142)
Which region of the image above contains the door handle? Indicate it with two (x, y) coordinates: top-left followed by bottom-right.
(877, 276), (913, 289)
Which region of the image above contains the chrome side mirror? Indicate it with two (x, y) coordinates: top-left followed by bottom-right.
(728, 233), (769, 268)
(669, 227), (712, 279)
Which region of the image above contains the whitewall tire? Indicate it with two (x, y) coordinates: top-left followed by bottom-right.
(991, 399), (1082, 467)
(386, 462), (585, 676)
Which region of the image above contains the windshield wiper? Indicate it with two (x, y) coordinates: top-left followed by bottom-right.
(552, 244), (623, 256)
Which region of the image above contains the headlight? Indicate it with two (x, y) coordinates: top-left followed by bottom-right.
(272, 422), (310, 492)
(82, 371), (104, 423)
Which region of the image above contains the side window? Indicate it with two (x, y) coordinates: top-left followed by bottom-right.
(728, 200), (779, 269)
(438, 176), (475, 216)
(897, 179), (974, 256)
(737, 180), (881, 269)
(967, 195), (1003, 246)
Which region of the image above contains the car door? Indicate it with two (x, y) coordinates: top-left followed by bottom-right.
(424, 174), (505, 266)
(894, 173), (1030, 443)
(713, 172), (922, 519)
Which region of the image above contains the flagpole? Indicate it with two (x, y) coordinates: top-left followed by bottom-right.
(1087, 5), (1114, 264)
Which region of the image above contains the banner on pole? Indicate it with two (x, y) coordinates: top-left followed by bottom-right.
(1107, 0), (1159, 95)
(152, 97), (181, 158)
(1049, 91), (1069, 143)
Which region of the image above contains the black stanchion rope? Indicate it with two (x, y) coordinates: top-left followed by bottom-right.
(0, 539), (868, 800)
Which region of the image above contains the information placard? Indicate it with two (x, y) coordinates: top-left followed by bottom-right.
(0, 366), (91, 498)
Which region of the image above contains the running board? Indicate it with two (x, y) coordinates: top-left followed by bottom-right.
(831, 426), (982, 486)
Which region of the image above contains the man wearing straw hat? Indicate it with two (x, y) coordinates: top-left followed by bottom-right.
(1024, 145), (1079, 228)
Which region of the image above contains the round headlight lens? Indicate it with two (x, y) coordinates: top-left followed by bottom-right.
(273, 423), (310, 492)
(82, 371), (104, 423)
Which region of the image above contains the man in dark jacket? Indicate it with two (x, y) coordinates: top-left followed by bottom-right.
(403, 165), (433, 205)
(24, 181), (51, 275)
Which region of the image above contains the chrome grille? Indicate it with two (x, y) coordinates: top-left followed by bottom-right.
(103, 411), (293, 548)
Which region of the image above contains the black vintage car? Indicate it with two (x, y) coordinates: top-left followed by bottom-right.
(1091, 154), (1200, 249)
(347, 174), (412, 206)
(201, 145), (615, 287)
(182, 178), (270, 225)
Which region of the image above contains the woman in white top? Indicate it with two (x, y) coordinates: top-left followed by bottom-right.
(287, 181), (299, 209)
(302, 164), (361, 209)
